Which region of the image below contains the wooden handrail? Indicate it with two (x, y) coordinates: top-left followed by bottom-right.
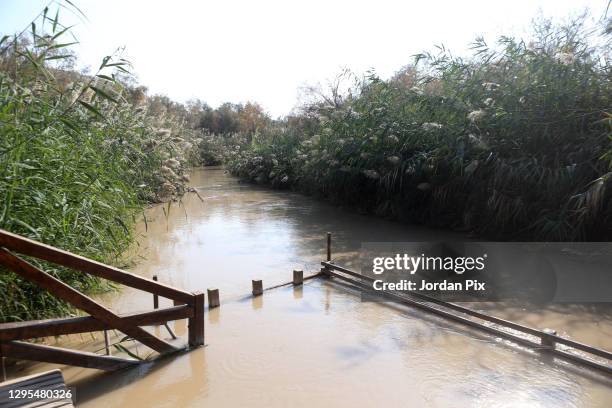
(0, 305), (193, 341)
(322, 261), (612, 375)
(0, 249), (178, 354)
(0, 229), (193, 304)
(322, 261), (612, 361)
(0, 341), (139, 371)
(323, 261), (550, 336)
(0, 230), (205, 371)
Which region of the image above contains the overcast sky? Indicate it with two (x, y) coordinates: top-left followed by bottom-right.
(0, 0), (608, 116)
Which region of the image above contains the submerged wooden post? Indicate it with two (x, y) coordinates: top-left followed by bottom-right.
(164, 323), (177, 340)
(326, 232), (332, 262)
(207, 288), (220, 308)
(541, 328), (557, 349)
(151, 276), (178, 339)
(293, 270), (303, 286)
(103, 330), (111, 355)
(188, 292), (205, 347)
(152, 275), (159, 309)
(252, 280), (263, 296)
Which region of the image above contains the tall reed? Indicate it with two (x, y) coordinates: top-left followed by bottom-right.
(225, 16), (611, 241)
(0, 3), (200, 322)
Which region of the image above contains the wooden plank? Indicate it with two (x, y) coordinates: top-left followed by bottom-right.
(264, 272), (322, 291)
(325, 266), (612, 375)
(0, 341), (138, 372)
(322, 261), (612, 361)
(0, 305), (193, 341)
(0, 369), (74, 407)
(551, 335), (612, 361)
(0, 229), (193, 304)
(0, 249), (177, 354)
(188, 292), (204, 347)
(322, 262), (548, 337)
(327, 269), (541, 347)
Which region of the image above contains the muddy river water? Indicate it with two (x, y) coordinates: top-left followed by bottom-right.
(9, 167), (612, 407)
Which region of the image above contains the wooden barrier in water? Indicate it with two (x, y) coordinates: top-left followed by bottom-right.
(0, 229), (205, 371)
(320, 258), (612, 376)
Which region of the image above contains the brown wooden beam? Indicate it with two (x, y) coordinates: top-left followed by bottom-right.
(1, 341), (139, 371)
(0, 249), (178, 354)
(0, 305), (193, 341)
(322, 261), (612, 361)
(0, 229), (193, 304)
(188, 292), (204, 347)
(327, 269), (612, 376)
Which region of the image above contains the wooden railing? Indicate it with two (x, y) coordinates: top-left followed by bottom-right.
(321, 259), (612, 376)
(0, 229), (204, 371)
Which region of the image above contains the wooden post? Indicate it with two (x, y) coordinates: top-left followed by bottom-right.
(152, 275), (159, 309)
(207, 288), (220, 308)
(152, 276), (172, 336)
(188, 292), (205, 347)
(163, 323), (177, 340)
(252, 280), (263, 296)
(541, 328), (557, 349)
(326, 232), (332, 261)
(103, 330), (111, 355)
(293, 270), (303, 286)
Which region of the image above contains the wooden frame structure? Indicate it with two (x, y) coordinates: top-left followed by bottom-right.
(0, 229), (204, 371)
(321, 260), (612, 375)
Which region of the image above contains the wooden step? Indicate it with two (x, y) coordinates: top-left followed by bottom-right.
(0, 369), (74, 407)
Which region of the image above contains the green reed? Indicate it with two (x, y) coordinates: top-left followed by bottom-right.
(0, 3), (199, 322)
(225, 16), (611, 241)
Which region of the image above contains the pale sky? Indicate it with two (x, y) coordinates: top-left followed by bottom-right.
(0, 0), (608, 117)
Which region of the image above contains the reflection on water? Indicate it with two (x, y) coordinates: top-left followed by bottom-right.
(8, 167), (612, 407)
(108, 167), (463, 314)
(111, 167), (612, 349)
(75, 280), (612, 407)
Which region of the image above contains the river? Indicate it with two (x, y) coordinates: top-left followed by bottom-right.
(9, 167), (612, 407)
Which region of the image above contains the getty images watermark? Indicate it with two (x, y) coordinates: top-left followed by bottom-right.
(360, 242), (612, 303)
(372, 252), (487, 292)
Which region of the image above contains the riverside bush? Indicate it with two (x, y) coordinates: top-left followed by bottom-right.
(227, 17), (612, 241)
(0, 5), (200, 321)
